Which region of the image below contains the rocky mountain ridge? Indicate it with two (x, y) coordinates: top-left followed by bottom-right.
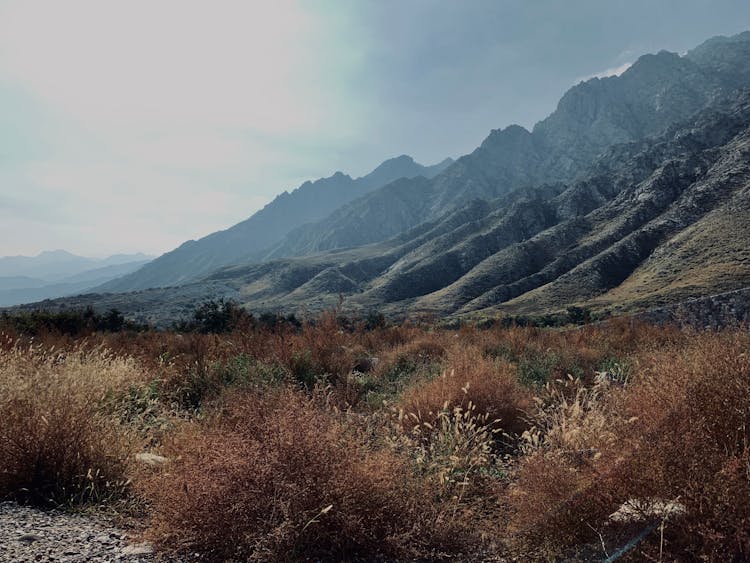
(99, 155), (453, 293)
(18, 88), (750, 326)
(186, 89), (749, 321)
(10, 32), (750, 325)
(263, 34), (750, 260)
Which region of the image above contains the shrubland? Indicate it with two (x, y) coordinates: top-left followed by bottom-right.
(0, 305), (747, 561)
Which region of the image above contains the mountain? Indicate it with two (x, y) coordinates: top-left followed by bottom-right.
(10, 32), (750, 326)
(260, 89), (750, 318)
(265, 35), (750, 260)
(0, 252), (152, 306)
(99, 155), (454, 292)
(0, 251), (152, 281)
(0, 276), (48, 291)
(100, 32), (750, 292)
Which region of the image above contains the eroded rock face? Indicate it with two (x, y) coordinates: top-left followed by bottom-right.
(257, 90), (750, 319)
(12, 32), (750, 325)
(268, 34), (749, 261)
(637, 287), (750, 329)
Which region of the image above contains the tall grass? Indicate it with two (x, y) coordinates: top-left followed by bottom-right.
(140, 386), (478, 561)
(505, 330), (750, 561)
(398, 344), (531, 440)
(0, 317), (747, 561)
(0, 343), (145, 505)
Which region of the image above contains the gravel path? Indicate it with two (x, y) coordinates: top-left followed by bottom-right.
(0, 501), (516, 562)
(0, 502), (167, 562)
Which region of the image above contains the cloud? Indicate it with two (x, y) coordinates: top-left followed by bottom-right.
(0, 0), (370, 256)
(1, 0), (748, 258)
(576, 62), (633, 83)
(0, 1), (325, 132)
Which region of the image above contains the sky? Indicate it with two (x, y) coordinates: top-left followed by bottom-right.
(1, 1), (749, 258)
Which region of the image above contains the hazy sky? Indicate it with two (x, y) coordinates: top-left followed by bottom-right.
(1, 0), (749, 257)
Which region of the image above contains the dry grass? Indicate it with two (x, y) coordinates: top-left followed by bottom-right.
(609, 332), (750, 560)
(0, 342), (146, 505)
(1, 317), (748, 561)
(140, 386), (479, 561)
(398, 344), (531, 439)
(505, 330), (750, 561)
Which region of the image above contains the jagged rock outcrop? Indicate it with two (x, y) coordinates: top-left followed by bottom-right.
(265, 34), (749, 260)
(98, 155), (453, 292)
(14, 32), (750, 325)
(204, 89), (750, 319)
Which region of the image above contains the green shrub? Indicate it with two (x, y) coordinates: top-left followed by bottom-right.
(518, 351), (560, 386)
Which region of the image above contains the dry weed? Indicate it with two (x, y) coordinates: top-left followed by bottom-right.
(0, 344), (145, 505)
(141, 386), (479, 561)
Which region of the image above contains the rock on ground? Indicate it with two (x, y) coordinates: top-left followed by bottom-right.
(0, 502), (174, 562)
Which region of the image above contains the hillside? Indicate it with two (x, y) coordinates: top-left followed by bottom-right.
(264, 33), (750, 260)
(10, 32), (750, 326)
(18, 89), (750, 327)
(191, 89), (749, 320)
(99, 155), (453, 292)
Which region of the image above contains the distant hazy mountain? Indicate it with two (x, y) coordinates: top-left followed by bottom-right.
(0, 250), (152, 281)
(13, 32), (750, 325)
(99, 155), (453, 292)
(0, 276), (48, 291)
(0, 251), (152, 306)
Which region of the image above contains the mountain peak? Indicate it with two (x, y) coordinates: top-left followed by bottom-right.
(688, 30), (750, 55)
(481, 124), (532, 149)
(368, 154), (417, 175)
(634, 49), (681, 67)
(92, 30), (750, 300)
(38, 249), (78, 259)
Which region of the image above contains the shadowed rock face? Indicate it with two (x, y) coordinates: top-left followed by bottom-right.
(215, 90), (750, 319)
(97, 155), (453, 293)
(15, 32), (750, 325)
(265, 34), (749, 261)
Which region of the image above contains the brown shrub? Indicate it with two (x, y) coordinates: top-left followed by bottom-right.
(609, 331), (750, 561)
(373, 336), (447, 379)
(504, 377), (623, 555)
(399, 345), (532, 439)
(0, 344), (142, 505)
(9, 314), (747, 560)
(506, 331), (750, 561)
(141, 386), (478, 561)
(505, 451), (617, 558)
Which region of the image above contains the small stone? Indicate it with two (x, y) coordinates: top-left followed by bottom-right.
(122, 543), (154, 556)
(135, 452), (169, 466)
(18, 533), (42, 543)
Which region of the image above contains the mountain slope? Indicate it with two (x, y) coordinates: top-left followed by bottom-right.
(100, 155), (453, 292)
(212, 89), (750, 319)
(267, 34), (750, 260)
(24, 89), (750, 326)
(11, 32), (750, 325)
